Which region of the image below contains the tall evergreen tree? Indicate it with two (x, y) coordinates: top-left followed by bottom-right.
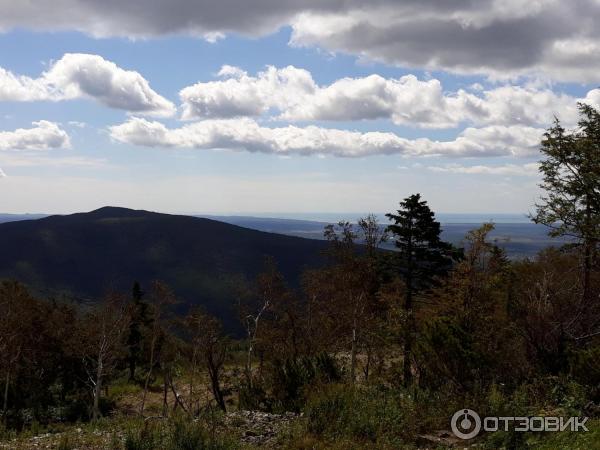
(386, 194), (457, 386)
(532, 103), (600, 303)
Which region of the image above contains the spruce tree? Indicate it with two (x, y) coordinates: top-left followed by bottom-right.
(386, 193), (457, 386)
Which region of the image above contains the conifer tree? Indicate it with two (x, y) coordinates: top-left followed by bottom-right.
(386, 193), (457, 386)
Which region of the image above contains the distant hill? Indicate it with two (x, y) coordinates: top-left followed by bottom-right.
(204, 215), (569, 259)
(0, 207), (328, 330)
(0, 213), (48, 223)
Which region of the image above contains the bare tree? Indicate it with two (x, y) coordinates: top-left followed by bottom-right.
(79, 293), (130, 421)
(244, 303), (268, 389)
(358, 214), (388, 256)
(186, 309), (229, 412)
(321, 219), (383, 383)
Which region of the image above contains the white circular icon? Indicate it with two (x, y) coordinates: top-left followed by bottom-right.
(451, 409), (481, 439)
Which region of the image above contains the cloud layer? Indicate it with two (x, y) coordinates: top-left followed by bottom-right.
(1, 1), (599, 81)
(0, 53), (175, 116)
(181, 65), (599, 128)
(427, 163), (540, 177)
(0, 121), (71, 151)
(288, 1), (600, 82)
(110, 117), (542, 158)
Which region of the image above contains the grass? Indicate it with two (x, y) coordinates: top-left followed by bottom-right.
(109, 381), (144, 399)
(1, 371), (597, 450)
(302, 384), (419, 446)
(123, 416), (237, 450)
(501, 418), (600, 450)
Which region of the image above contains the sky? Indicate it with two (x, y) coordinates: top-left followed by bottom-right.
(0, 0), (598, 215)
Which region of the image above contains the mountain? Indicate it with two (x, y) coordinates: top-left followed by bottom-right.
(0, 207), (328, 330)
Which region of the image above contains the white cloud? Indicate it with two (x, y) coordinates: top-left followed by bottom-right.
(0, 167), (6, 177)
(0, 53), (175, 116)
(0, 121), (71, 151)
(109, 117), (542, 158)
(180, 65), (595, 128)
(0, 121), (105, 173)
(0, 1), (598, 81)
(283, 77), (588, 128)
(583, 88), (600, 109)
(0, 67), (52, 101)
(180, 65), (315, 120)
(280, 74), (455, 126)
(427, 162), (540, 176)
(458, 86), (581, 127)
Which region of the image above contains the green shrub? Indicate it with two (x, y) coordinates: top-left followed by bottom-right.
(237, 383), (270, 411)
(304, 384), (417, 445)
(123, 416), (236, 450)
(569, 347), (600, 387)
(124, 421), (161, 450)
(270, 353), (342, 412)
(168, 418), (211, 450)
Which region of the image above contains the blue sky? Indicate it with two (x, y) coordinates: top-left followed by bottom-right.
(0, 1), (598, 215)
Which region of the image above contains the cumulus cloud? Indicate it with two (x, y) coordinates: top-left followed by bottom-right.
(1, 1), (598, 81)
(0, 67), (52, 101)
(0, 121), (71, 151)
(583, 88), (600, 108)
(0, 53), (175, 116)
(180, 65), (596, 128)
(109, 117), (542, 158)
(427, 163), (540, 177)
(180, 65), (315, 120)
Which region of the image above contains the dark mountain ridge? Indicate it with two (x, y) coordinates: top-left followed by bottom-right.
(0, 206), (328, 329)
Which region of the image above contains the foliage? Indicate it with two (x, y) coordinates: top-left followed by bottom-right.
(124, 416), (236, 450)
(532, 103), (600, 304)
(532, 103), (600, 244)
(270, 353), (342, 412)
(304, 384), (418, 446)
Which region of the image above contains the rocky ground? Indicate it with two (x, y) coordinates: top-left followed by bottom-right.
(224, 410), (300, 447)
(0, 410), (301, 449)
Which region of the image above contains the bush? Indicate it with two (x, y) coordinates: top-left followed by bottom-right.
(270, 353), (342, 412)
(123, 416), (236, 450)
(237, 384), (270, 411)
(482, 378), (591, 449)
(168, 418), (215, 450)
(304, 384), (417, 446)
(124, 422), (161, 450)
